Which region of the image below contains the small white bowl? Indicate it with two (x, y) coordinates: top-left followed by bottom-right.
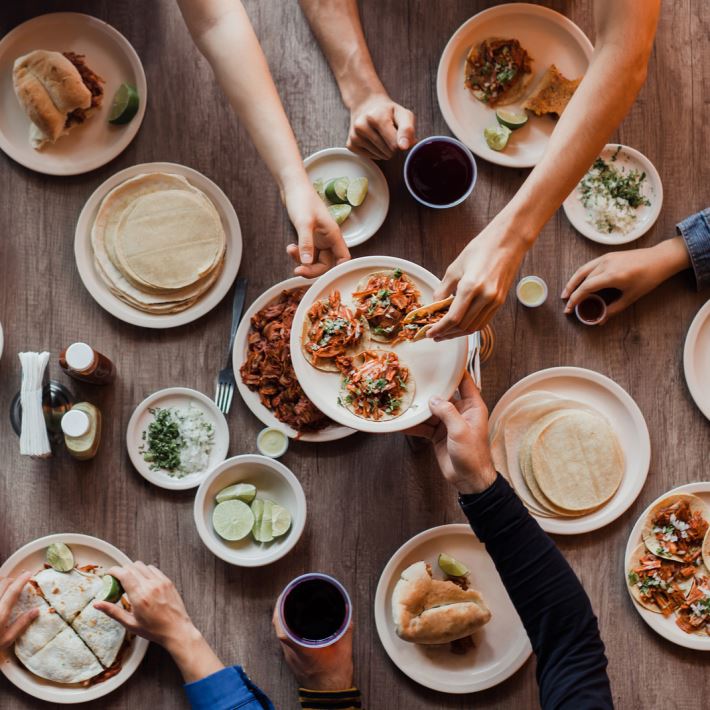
(193, 455), (306, 567)
(516, 275), (548, 307)
(257, 427), (289, 458)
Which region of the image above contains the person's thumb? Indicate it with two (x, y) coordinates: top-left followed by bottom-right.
(394, 106), (416, 150)
(429, 396), (467, 438)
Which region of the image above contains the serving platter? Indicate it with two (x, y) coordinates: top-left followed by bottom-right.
(126, 387), (229, 491)
(683, 299), (710, 420)
(0, 533), (149, 704)
(562, 144), (663, 245)
(374, 524), (531, 694)
(233, 276), (355, 442)
(624, 482), (710, 651)
(0, 13), (147, 176)
(488, 366), (650, 535)
(436, 3), (592, 168)
(290, 256), (469, 434)
(75, 161), (242, 328)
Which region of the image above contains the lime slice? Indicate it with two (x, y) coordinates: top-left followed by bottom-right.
(96, 575), (124, 603)
(325, 177), (350, 204)
(271, 504), (292, 537)
(254, 499), (274, 543)
(484, 125), (511, 151)
(216, 483), (257, 504)
(46, 543), (74, 572)
(108, 83), (139, 125)
(438, 553), (469, 578)
(328, 204), (352, 225)
(251, 499), (264, 537)
(212, 500), (254, 541)
(495, 108), (528, 131)
(313, 178), (327, 202)
(346, 177), (368, 206)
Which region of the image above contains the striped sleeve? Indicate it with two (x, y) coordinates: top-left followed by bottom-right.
(298, 687), (362, 709)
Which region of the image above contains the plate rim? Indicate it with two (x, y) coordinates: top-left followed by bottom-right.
(232, 275), (356, 442)
(683, 299), (710, 420)
(74, 161), (242, 329)
(488, 365), (651, 534)
(125, 386), (230, 491)
(0, 532), (149, 704)
(562, 143), (664, 245)
(436, 2), (593, 169)
(623, 481), (710, 651)
(0, 12), (148, 176)
(373, 523), (532, 694)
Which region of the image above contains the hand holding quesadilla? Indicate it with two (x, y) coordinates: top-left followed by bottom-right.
(1, 572), (40, 651)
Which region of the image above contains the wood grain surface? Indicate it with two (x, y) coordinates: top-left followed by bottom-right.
(1, 1), (709, 708)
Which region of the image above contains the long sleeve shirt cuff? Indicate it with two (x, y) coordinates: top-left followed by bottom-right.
(299, 687), (362, 708)
(184, 666), (274, 710)
(677, 208), (710, 290)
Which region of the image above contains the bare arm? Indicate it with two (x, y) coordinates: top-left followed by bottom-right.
(299, 0), (415, 160)
(429, 0), (661, 339)
(177, 0), (349, 276)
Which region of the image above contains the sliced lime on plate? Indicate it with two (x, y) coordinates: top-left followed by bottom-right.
(484, 125), (512, 151)
(438, 552), (469, 578)
(325, 177), (350, 204)
(96, 575), (124, 603)
(271, 504), (292, 537)
(346, 177), (368, 206)
(216, 483), (257, 504)
(213, 500), (254, 541)
(46, 543), (74, 572)
(108, 83), (139, 125)
(328, 204), (352, 225)
(313, 178), (326, 202)
(495, 108), (528, 131)
(254, 499), (274, 543)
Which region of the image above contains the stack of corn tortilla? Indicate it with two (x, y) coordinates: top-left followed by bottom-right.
(490, 391), (624, 518)
(91, 172), (226, 314)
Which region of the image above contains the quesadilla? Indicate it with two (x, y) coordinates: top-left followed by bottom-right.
(14, 605), (67, 661)
(72, 602), (126, 668)
(8, 582), (46, 625)
(34, 568), (103, 623)
(523, 64), (581, 118)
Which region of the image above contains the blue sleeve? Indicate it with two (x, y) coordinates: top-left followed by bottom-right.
(459, 475), (613, 710)
(184, 666), (274, 710)
(677, 208), (710, 290)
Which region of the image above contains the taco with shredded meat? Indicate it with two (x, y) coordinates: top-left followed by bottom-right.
(396, 295), (454, 342)
(642, 494), (709, 563)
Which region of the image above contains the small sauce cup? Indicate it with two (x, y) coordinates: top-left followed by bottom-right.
(575, 294), (607, 325)
(516, 276), (548, 307)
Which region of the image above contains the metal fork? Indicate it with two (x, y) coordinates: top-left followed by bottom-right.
(215, 278), (248, 414)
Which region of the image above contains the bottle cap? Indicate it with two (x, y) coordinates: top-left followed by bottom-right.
(61, 409), (90, 438)
(65, 343), (95, 371)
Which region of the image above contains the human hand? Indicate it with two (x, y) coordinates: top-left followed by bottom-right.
(346, 93), (415, 161)
(1, 572), (40, 652)
(406, 372), (497, 495)
(272, 603), (354, 691)
(284, 179), (351, 278)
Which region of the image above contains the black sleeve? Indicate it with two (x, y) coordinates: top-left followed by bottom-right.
(459, 475), (613, 710)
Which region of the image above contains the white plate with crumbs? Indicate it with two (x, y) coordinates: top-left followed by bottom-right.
(563, 144), (663, 245)
(127, 387), (229, 491)
(0, 533), (149, 704)
(684, 300), (710, 420)
(437, 3), (592, 168)
(0, 13), (147, 175)
(374, 524), (531, 694)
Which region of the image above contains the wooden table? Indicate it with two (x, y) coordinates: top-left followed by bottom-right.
(1, 1), (709, 707)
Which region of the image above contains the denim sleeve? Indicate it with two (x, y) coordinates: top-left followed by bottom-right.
(184, 666), (274, 710)
(677, 208), (710, 290)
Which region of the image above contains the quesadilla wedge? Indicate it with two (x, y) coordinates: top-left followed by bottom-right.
(8, 581), (46, 626)
(15, 605), (68, 661)
(523, 64), (581, 118)
(34, 568), (103, 623)
(301, 290), (370, 372)
(339, 350), (414, 421)
(72, 602), (127, 668)
(397, 296), (454, 342)
(642, 494), (709, 563)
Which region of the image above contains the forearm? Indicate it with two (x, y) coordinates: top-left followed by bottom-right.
(166, 624), (224, 684)
(299, 0), (386, 109)
(646, 237), (692, 284)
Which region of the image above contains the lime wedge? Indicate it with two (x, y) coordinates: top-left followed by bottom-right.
(271, 504), (292, 537)
(495, 108), (528, 131)
(216, 483), (257, 504)
(46, 543), (74, 572)
(438, 553), (469, 578)
(325, 177), (350, 204)
(328, 204), (352, 225)
(484, 125), (511, 151)
(108, 83), (139, 125)
(254, 499), (274, 543)
(96, 575), (124, 603)
(251, 499), (264, 537)
(346, 177), (368, 206)
(313, 178), (327, 202)
(213, 500), (254, 541)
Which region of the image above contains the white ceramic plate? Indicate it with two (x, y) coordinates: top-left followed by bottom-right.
(683, 300), (710, 420)
(563, 144), (663, 245)
(233, 276), (355, 442)
(304, 148), (389, 248)
(126, 387), (229, 491)
(0, 533), (149, 704)
(489, 366), (650, 535)
(193, 455), (306, 567)
(290, 256), (469, 434)
(74, 161), (243, 328)
(436, 3), (592, 168)
(624, 482), (710, 651)
(374, 524), (531, 694)
(0, 13), (147, 176)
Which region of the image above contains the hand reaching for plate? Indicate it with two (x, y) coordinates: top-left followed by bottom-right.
(0, 572), (40, 651)
(406, 372), (497, 495)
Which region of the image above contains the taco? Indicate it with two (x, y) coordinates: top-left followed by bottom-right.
(704, 527), (710, 572)
(626, 544), (689, 615)
(301, 290), (369, 372)
(641, 494), (709, 563)
(675, 572), (710, 635)
(397, 295), (454, 342)
(352, 269), (421, 342)
(339, 349), (415, 421)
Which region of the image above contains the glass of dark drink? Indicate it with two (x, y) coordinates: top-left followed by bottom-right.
(575, 294), (607, 325)
(278, 573), (352, 648)
(404, 135), (477, 209)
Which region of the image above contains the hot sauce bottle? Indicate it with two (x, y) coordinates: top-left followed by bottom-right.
(59, 342), (116, 384)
